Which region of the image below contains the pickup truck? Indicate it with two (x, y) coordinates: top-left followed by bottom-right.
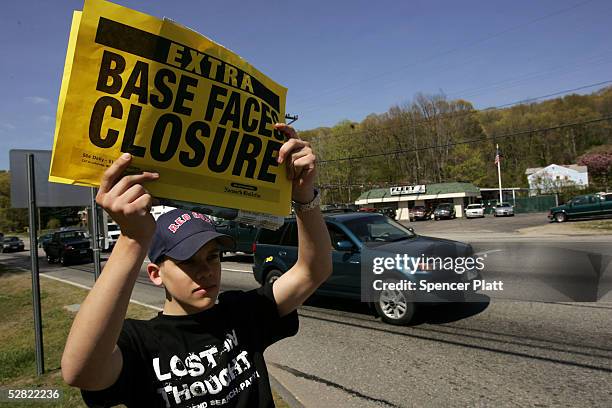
(44, 229), (93, 266)
(213, 220), (256, 256)
(548, 193), (612, 222)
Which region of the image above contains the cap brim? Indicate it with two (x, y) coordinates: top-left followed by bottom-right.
(163, 231), (235, 262)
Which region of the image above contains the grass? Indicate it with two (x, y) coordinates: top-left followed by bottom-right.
(0, 265), (290, 407)
(0, 265), (156, 407)
(573, 219), (612, 231)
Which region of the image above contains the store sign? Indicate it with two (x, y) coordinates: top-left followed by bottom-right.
(390, 185), (426, 195)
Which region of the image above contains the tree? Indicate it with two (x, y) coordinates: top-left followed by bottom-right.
(0, 171), (28, 232)
(578, 144), (612, 189)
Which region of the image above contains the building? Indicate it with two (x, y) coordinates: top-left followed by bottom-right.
(355, 182), (481, 220)
(525, 164), (588, 195)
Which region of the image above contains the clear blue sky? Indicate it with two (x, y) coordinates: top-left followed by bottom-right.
(1, 0), (611, 170)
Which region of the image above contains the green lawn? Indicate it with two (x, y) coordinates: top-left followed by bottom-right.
(0, 265), (289, 407)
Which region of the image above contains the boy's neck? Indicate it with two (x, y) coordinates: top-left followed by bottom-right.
(161, 299), (216, 316)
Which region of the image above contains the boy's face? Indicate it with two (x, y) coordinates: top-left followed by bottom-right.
(157, 240), (222, 314)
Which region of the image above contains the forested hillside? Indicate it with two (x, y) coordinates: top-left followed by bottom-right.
(300, 87), (612, 203)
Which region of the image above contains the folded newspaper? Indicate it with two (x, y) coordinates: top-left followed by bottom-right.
(49, 0), (292, 228)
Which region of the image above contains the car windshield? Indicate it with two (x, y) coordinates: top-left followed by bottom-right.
(467, 204), (482, 209)
(60, 231), (86, 240)
(343, 215), (415, 243)
(108, 224), (120, 231)
(496, 203), (511, 208)
(5, 237), (19, 242)
(437, 205), (452, 209)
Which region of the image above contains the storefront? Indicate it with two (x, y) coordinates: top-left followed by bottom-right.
(355, 182), (481, 221)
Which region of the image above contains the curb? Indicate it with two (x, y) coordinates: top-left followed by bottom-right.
(269, 373), (305, 408)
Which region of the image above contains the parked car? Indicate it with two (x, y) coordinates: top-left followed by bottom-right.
(379, 207), (397, 219)
(358, 207), (396, 219)
(409, 206), (432, 221)
(106, 222), (121, 251)
(44, 229), (92, 266)
(213, 220), (257, 255)
(433, 203), (456, 220)
(358, 207), (378, 213)
(38, 233), (54, 249)
(548, 193), (612, 222)
(1, 236), (25, 253)
(493, 203), (514, 217)
(322, 204), (359, 212)
(252, 212), (480, 325)
(464, 203), (485, 219)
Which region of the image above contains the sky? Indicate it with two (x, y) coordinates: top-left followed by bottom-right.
(1, 0), (611, 170)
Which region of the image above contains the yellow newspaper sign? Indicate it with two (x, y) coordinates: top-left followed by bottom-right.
(50, 0), (290, 216)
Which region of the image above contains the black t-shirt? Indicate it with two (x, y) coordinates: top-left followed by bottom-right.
(81, 283), (299, 408)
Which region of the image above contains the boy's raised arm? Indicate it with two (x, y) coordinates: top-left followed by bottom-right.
(271, 124), (333, 317)
(61, 153), (158, 390)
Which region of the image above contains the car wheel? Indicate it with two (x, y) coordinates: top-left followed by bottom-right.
(554, 212), (567, 223)
(266, 269), (283, 286)
(434, 216), (438, 221)
(374, 283), (416, 325)
(60, 253), (69, 266)
(46, 254), (55, 264)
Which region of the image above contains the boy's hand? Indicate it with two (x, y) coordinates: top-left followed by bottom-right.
(275, 123), (316, 203)
(96, 153), (159, 243)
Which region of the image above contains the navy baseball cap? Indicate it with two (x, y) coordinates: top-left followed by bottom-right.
(148, 209), (234, 264)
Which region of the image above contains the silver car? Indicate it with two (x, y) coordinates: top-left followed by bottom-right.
(465, 203), (485, 218)
(494, 203), (514, 217)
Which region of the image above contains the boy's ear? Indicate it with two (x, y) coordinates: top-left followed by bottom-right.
(147, 262), (163, 287)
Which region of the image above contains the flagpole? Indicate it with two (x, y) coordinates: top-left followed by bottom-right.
(496, 144), (503, 204)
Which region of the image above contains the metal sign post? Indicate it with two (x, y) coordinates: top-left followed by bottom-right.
(27, 154), (44, 375)
(90, 188), (101, 281)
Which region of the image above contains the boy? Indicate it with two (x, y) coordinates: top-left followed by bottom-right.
(61, 124), (332, 407)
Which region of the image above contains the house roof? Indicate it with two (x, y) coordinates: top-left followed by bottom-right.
(524, 164), (587, 175)
(357, 182), (480, 200)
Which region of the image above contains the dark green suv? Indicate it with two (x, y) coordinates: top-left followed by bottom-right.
(252, 212), (480, 325)
(213, 220), (258, 255)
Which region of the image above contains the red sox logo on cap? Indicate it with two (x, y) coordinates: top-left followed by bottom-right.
(167, 212), (213, 234)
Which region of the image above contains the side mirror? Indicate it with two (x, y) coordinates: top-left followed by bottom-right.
(407, 227), (415, 233)
(336, 240), (356, 252)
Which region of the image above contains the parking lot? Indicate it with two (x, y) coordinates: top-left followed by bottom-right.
(402, 212), (550, 234)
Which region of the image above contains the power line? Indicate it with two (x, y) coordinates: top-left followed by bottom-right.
(302, 79), (612, 141)
(318, 115), (612, 164)
(298, 53), (612, 115)
(491, 80), (612, 109)
(292, 0), (595, 106)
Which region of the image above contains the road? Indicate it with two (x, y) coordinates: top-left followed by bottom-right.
(2, 235), (611, 407)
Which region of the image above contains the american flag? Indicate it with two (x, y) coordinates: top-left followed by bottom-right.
(494, 147), (502, 166)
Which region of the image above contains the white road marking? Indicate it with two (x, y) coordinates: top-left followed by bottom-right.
(222, 267), (252, 274)
(474, 249), (503, 257)
(40, 273), (163, 311)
